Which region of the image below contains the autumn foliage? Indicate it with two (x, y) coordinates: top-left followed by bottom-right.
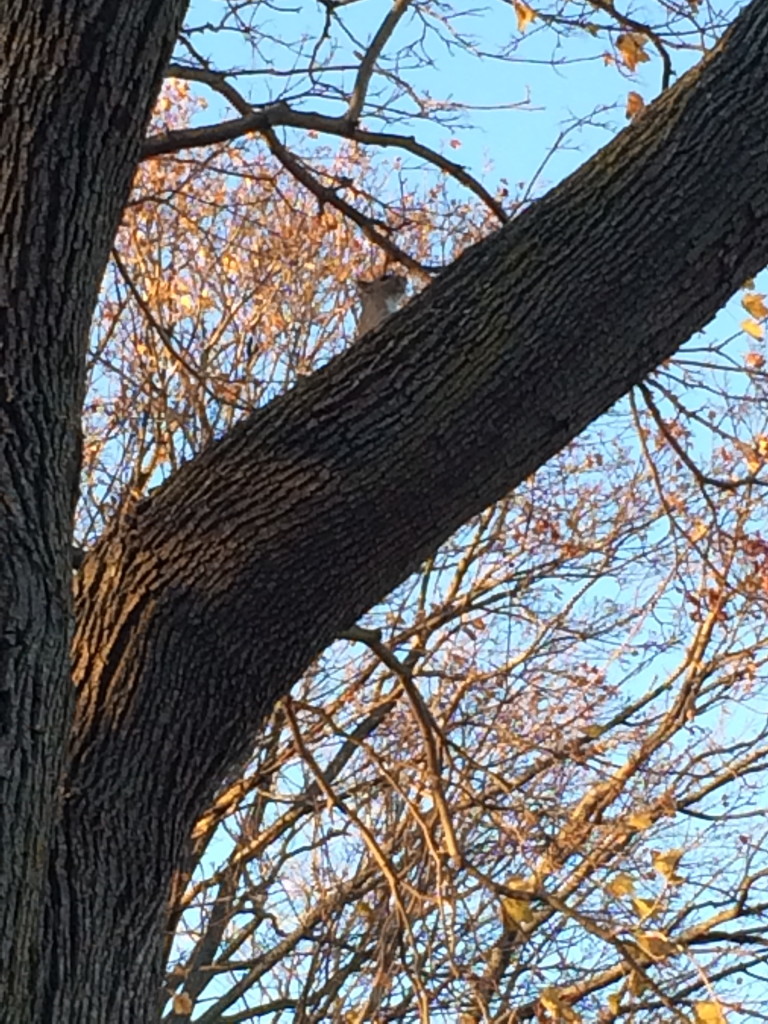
(69, 3), (768, 1022)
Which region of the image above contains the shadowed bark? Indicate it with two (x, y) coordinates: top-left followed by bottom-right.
(2, 0), (768, 1020)
(0, 1), (190, 1021)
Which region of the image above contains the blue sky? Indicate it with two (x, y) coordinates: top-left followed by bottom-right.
(159, 4), (768, 1020)
(181, 0), (728, 203)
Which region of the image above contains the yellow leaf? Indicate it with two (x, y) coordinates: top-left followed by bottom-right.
(513, 0), (537, 32)
(607, 992), (622, 1014)
(617, 33), (651, 72)
(742, 292), (768, 320)
(540, 986), (582, 1022)
(500, 875), (535, 929)
(627, 810), (654, 830)
(742, 319), (764, 340)
(500, 895), (533, 927)
(607, 872), (635, 898)
(690, 520), (708, 542)
(631, 896), (656, 920)
(694, 1001), (727, 1024)
(635, 930), (675, 960)
(652, 848), (684, 883)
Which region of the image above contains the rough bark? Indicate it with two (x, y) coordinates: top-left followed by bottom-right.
(0, 2), (189, 1022)
(2, 0), (768, 1020)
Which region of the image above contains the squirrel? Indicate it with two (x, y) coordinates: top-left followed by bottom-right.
(355, 273), (407, 339)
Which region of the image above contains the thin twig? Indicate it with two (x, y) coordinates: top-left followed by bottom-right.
(149, 66), (508, 224)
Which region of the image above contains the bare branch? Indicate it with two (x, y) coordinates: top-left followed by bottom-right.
(347, 0), (413, 125)
(150, 66), (509, 225)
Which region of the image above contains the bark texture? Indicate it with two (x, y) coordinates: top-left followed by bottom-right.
(2, 0), (768, 1021)
(0, 2), (188, 1022)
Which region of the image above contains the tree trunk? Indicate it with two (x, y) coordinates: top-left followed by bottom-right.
(0, 2), (189, 1022)
(3, 1), (768, 1020)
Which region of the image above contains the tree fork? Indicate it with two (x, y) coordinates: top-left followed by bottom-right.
(1, 1), (768, 1020)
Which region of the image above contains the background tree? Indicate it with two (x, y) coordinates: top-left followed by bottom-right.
(4, 1), (768, 1022)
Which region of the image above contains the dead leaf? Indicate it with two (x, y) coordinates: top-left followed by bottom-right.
(635, 930), (675, 960)
(652, 848), (684, 884)
(539, 986), (583, 1022)
(743, 292), (768, 320)
(607, 872), (635, 898)
(631, 896), (657, 920)
(742, 319), (763, 340)
(694, 1002), (727, 1024)
(617, 33), (651, 72)
(627, 810), (654, 830)
(513, 0), (537, 32)
(172, 991), (194, 1015)
(745, 351), (765, 370)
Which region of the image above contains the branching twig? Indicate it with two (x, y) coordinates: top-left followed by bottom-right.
(149, 65), (508, 225)
(340, 624), (462, 868)
(261, 127), (432, 274)
(588, 0), (674, 90)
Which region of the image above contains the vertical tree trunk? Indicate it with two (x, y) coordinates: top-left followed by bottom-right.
(0, 3), (188, 1020)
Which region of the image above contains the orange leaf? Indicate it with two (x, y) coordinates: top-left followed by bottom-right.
(513, 0), (537, 32)
(742, 292), (768, 320)
(617, 33), (651, 73)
